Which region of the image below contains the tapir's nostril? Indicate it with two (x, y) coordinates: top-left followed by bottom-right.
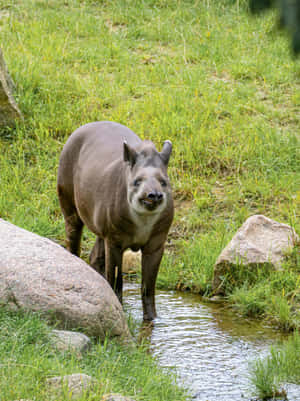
(147, 192), (163, 202)
(148, 192), (156, 200)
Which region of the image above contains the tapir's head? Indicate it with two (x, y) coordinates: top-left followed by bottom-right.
(124, 140), (172, 215)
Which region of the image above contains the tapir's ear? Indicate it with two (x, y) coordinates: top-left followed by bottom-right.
(123, 141), (138, 167)
(160, 140), (172, 166)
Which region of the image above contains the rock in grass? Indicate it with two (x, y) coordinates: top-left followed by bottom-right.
(102, 394), (137, 401)
(0, 48), (22, 129)
(0, 219), (131, 342)
(50, 329), (91, 353)
(122, 250), (141, 274)
(46, 373), (97, 399)
(212, 215), (299, 294)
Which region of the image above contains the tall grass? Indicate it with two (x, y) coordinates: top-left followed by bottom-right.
(228, 246), (300, 330)
(251, 332), (300, 399)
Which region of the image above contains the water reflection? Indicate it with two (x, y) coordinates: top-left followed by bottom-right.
(123, 282), (299, 401)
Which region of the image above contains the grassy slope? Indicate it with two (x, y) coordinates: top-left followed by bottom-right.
(0, 0), (299, 312)
(0, 0), (299, 324)
(0, 1), (299, 399)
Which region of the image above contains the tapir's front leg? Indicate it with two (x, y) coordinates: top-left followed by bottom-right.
(141, 244), (165, 321)
(104, 239), (123, 303)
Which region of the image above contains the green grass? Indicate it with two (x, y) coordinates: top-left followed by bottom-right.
(226, 245), (300, 331)
(0, 308), (188, 401)
(0, 0), (300, 397)
(250, 331), (300, 400)
(1, 0), (299, 235)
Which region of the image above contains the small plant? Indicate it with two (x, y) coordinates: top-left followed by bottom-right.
(250, 331), (300, 400)
(250, 352), (286, 400)
(228, 283), (269, 317)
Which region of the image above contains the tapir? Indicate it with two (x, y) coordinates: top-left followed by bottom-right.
(57, 121), (174, 321)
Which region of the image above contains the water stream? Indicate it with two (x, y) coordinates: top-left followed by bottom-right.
(123, 282), (300, 401)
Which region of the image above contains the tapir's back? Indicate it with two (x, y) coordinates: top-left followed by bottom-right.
(63, 121), (141, 166)
(58, 121), (140, 194)
(57, 121), (144, 234)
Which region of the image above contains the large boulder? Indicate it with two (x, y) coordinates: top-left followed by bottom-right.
(213, 215), (299, 294)
(0, 219), (131, 342)
(0, 48), (22, 128)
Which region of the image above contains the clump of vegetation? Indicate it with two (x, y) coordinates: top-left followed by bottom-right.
(226, 245), (300, 331)
(250, 331), (300, 399)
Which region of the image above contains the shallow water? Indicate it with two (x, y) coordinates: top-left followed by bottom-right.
(123, 282), (300, 401)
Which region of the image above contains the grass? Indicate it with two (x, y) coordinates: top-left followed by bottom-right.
(0, 307), (188, 401)
(226, 245), (300, 331)
(0, 0), (299, 398)
(250, 331), (300, 400)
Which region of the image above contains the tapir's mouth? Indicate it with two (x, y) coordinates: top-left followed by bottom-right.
(140, 197), (163, 211)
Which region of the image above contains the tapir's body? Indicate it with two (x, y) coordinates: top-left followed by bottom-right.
(57, 121), (173, 320)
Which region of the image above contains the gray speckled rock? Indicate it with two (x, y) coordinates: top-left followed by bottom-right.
(213, 215), (299, 294)
(0, 48), (22, 128)
(50, 329), (91, 353)
(0, 219), (131, 342)
(46, 373), (97, 399)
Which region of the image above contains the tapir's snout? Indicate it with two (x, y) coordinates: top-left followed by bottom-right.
(148, 191), (163, 203)
(140, 190), (164, 211)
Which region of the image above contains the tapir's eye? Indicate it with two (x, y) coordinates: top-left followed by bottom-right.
(160, 179), (167, 187)
(133, 178), (142, 187)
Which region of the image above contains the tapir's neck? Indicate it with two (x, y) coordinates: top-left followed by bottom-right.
(128, 208), (162, 247)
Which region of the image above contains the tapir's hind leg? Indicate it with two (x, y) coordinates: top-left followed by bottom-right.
(64, 214), (83, 256)
(89, 237), (106, 276)
(105, 239), (123, 303)
(57, 185), (83, 256)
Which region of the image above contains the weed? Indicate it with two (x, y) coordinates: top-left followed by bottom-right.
(250, 332), (300, 399)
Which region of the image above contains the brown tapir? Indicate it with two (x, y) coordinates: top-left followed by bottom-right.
(57, 121), (174, 321)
